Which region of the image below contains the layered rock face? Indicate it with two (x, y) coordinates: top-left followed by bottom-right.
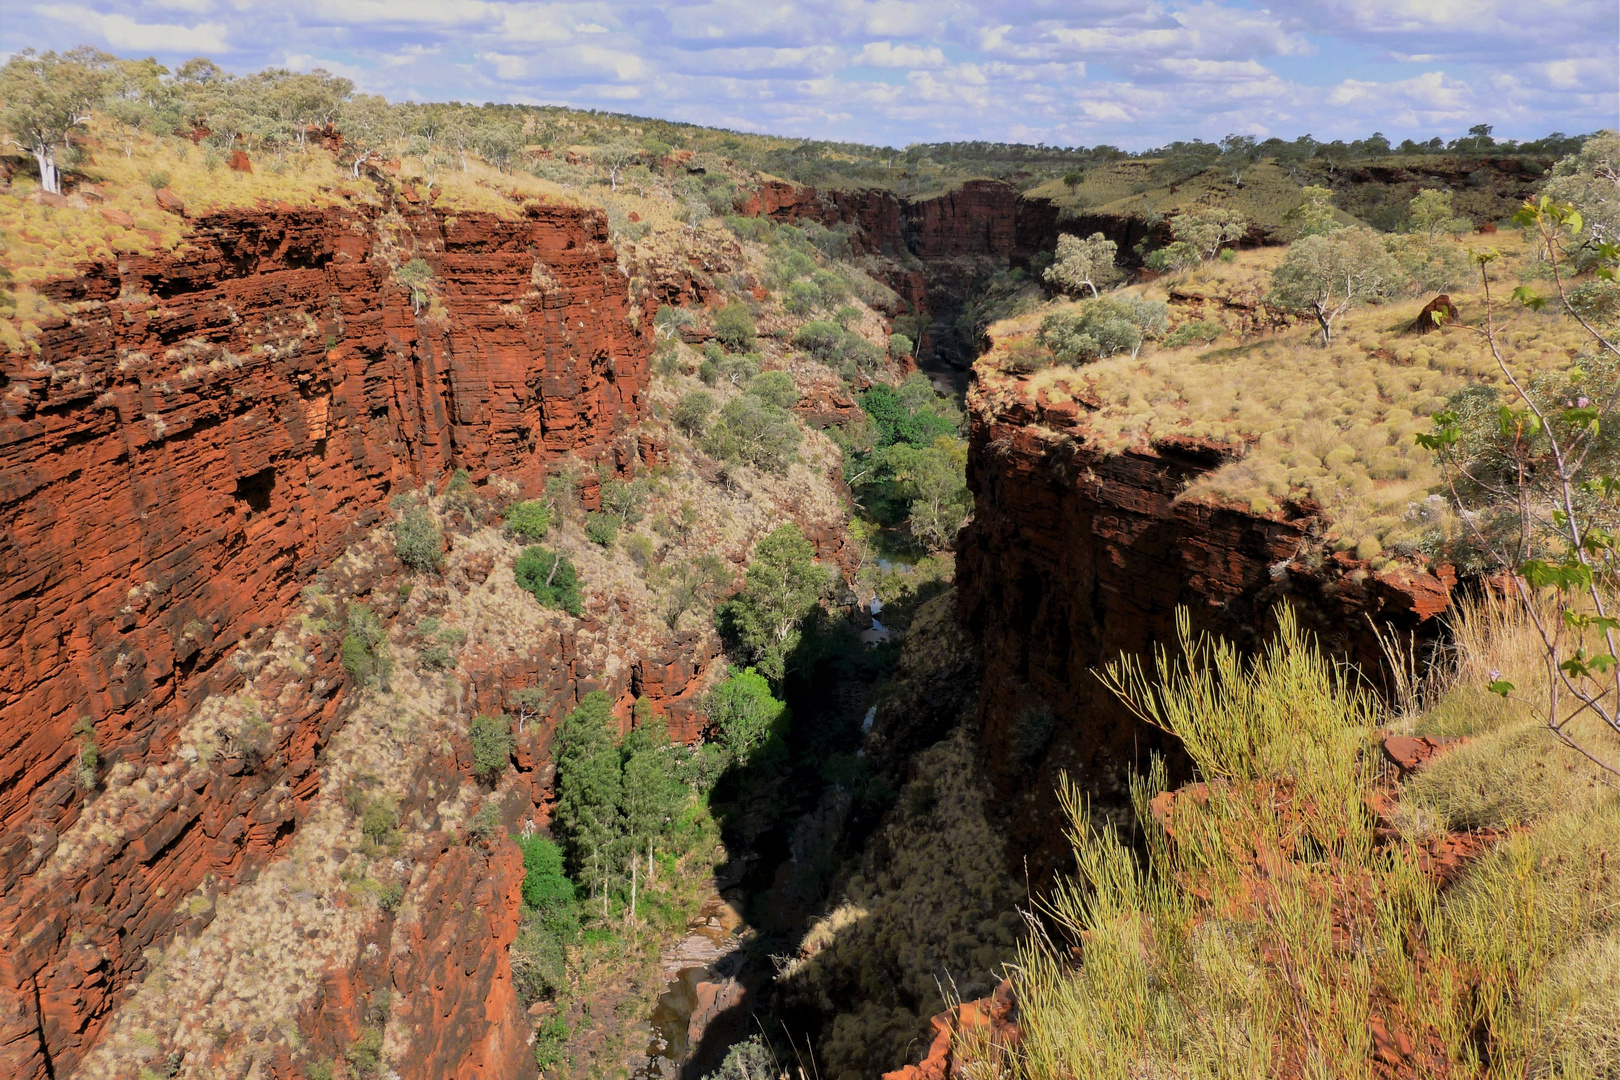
(955, 374), (1453, 874)
(0, 198), (648, 1076)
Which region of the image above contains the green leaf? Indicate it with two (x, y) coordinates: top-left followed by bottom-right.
(1487, 679), (1515, 698)
(1562, 406), (1599, 433)
(1588, 653), (1617, 675)
(1511, 285), (1547, 311)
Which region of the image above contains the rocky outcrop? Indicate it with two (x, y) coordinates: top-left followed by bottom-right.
(0, 198), (648, 1077)
(955, 371), (1453, 875)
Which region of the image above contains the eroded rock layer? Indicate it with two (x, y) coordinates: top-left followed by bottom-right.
(955, 373), (1453, 874)
(0, 198), (648, 1077)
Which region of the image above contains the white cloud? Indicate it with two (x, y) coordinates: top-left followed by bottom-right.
(4, 0), (1612, 148)
(476, 50), (532, 80)
(35, 5), (229, 50)
(854, 40), (946, 68)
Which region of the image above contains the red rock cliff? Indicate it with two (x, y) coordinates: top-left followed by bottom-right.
(955, 371), (1452, 874)
(0, 198), (647, 1076)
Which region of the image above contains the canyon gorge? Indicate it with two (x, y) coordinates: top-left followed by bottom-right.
(0, 140), (1574, 1080)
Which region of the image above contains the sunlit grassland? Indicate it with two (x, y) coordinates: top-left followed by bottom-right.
(977, 233), (1594, 563)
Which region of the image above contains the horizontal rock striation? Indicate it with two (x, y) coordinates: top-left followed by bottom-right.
(955, 373), (1453, 875)
(0, 198), (648, 1077)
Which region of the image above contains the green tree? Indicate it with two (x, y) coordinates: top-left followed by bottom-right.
(877, 436), (972, 550)
(1169, 208), (1248, 263)
(0, 47), (115, 194)
(1266, 228), (1403, 345)
(888, 333), (914, 360)
(469, 714), (513, 783)
(748, 370), (798, 409)
(1286, 185), (1342, 239)
(393, 506), (444, 573)
(704, 667), (790, 766)
(504, 499), (551, 542)
(338, 93), (396, 177)
(516, 834), (576, 910)
(721, 524), (831, 683)
(341, 603), (392, 690)
(620, 720), (682, 853)
(600, 478), (649, 526)
(1043, 232), (1119, 299)
(703, 395), (802, 474)
(1543, 131), (1620, 253)
(585, 511), (620, 547)
(1408, 188), (1471, 240)
(593, 141), (639, 191)
(514, 546), (583, 615)
(784, 279), (821, 316)
(674, 390), (714, 436)
(712, 303), (757, 352)
(1036, 297), (1169, 364)
(553, 692), (624, 901)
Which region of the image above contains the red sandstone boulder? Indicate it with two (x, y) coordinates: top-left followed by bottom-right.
(227, 150), (252, 173)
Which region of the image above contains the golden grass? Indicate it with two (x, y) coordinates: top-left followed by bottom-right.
(956, 596), (1620, 1080)
(978, 232), (1594, 562)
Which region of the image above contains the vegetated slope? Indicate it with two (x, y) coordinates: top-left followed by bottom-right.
(0, 181), (651, 1076)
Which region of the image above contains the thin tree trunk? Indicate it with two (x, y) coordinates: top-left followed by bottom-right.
(34, 146), (59, 195)
(628, 856), (637, 924)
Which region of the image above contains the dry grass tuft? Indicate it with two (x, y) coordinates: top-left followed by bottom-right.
(957, 595), (1620, 1080)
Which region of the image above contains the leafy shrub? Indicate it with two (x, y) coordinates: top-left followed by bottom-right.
(859, 377), (961, 448)
(341, 603), (392, 689)
(718, 524), (830, 682)
(812, 269), (849, 307)
(467, 802), (502, 841)
(1163, 319), (1224, 348)
(504, 499), (551, 542)
(703, 394), (802, 474)
(833, 304), (862, 329)
(516, 833), (578, 910)
(469, 714), (513, 782)
(533, 1015), (569, 1070)
(888, 333), (914, 359)
(1037, 296), (1169, 364)
(674, 390), (714, 436)
(392, 507), (443, 573)
(748, 370), (798, 409)
(361, 799), (397, 845)
(792, 320), (844, 360)
(712, 302), (757, 351)
(144, 169), (171, 190)
(698, 358), (719, 385)
(584, 511), (620, 547)
(705, 667), (791, 766)
(514, 546), (583, 615)
(784, 279), (821, 315)
(600, 478), (648, 525)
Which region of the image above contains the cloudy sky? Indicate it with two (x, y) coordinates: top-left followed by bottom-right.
(5, 0), (1616, 148)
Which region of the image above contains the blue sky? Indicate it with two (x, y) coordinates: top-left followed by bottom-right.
(5, 0), (1617, 148)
